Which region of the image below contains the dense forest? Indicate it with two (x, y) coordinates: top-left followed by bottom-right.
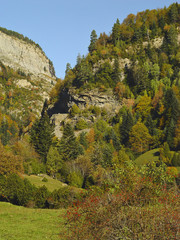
(0, 3), (180, 239)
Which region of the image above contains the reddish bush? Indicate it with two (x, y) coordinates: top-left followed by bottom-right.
(61, 178), (180, 240)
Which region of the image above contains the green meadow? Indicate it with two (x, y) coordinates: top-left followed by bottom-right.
(135, 148), (160, 166)
(0, 202), (65, 240)
(23, 174), (66, 192)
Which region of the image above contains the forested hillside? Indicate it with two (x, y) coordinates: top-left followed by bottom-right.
(0, 3), (180, 239)
(41, 2), (180, 184)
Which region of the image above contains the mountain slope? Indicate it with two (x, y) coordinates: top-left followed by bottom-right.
(0, 27), (56, 145)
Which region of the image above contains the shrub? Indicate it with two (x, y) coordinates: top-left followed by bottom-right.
(166, 167), (178, 178)
(70, 104), (80, 117)
(49, 187), (84, 208)
(75, 119), (88, 130)
(67, 171), (84, 188)
(0, 174), (36, 206)
(92, 106), (101, 116)
(34, 185), (49, 208)
(42, 177), (48, 182)
(62, 182), (180, 240)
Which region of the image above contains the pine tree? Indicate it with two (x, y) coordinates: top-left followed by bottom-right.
(120, 109), (134, 146)
(65, 63), (71, 76)
(166, 118), (176, 149)
(112, 19), (121, 46)
(168, 3), (179, 23)
(88, 30), (97, 54)
(30, 101), (54, 163)
(112, 57), (121, 85)
(74, 57), (93, 87)
(59, 123), (82, 161)
(162, 25), (178, 55)
(145, 114), (155, 136)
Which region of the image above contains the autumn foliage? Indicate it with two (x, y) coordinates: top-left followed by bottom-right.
(62, 177), (180, 240)
(0, 141), (24, 175)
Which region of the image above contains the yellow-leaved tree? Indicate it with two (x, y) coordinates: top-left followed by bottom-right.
(129, 121), (152, 153)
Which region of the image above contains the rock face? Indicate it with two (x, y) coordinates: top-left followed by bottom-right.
(49, 88), (121, 116)
(0, 29), (56, 116)
(48, 88), (122, 138)
(0, 31), (54, 80)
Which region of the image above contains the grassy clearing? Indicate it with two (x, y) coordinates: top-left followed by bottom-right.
(0, 202), (65, 240)
(23, 174), (66, 192)
(135, 148), (160, 166)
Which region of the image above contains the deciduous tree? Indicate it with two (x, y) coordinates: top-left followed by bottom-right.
(129, 121), (152, 153)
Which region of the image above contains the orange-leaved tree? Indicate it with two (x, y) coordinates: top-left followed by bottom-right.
(0, 141), (23, 175)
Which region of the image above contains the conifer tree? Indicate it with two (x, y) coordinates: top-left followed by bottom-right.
(112, 19), (121, 46)
(166, 118), (176, 149)
(74, 57), (92, 87)
(30, 100), (54, 163)
(168, 3), (179, 23)
(88, 30), (97, 54)
(120, 109), (134, 146)
(59, 123), (82, 161)
(65, 63), (71, 76)
(112, 57), (121, 85)
(162, 25), (178, 55)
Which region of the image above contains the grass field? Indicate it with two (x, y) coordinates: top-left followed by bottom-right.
(23, 174), (66, 192)
(0, 202), (65, 240)
(135, 148), (160, 166)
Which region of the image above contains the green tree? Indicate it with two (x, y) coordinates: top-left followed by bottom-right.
(168, 3), (179, 23)
(88, 30), (97, 54)
(59, 123), (82, 161)
(166, 118), (176, 149)
(120, 109), (134, 146)
(30, 101), (54, 163)
(70, 104), (80, 117)
(159, 142), (172, 165)
(150, 63), (160, 81)
(79, 132), (88, 149)
(112, 19), (121, 46)
(65, 63), (71, 76)
(73, 58), (93, 87)
(164, 88), (180, 126)
(112, 57), (121, 85)
(145, 114), (156, 136)
(162, 25), (178, 55)
(75, 118), (88, 130)
(34, 185), (49, 208)
(102, 143), (114, 167)
(95, 62), (113, 88)
(46, 146), (63, 176)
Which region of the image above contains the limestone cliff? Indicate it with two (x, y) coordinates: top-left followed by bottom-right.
(49, 88), (121, 116)
(0, 30), (54, 80)
(0, 28), (56, 117)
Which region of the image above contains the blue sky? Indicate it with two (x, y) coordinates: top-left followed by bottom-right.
(0, 0), (178, 78)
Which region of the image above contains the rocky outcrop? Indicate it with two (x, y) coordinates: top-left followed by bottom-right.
(49, 88), (121, 116)
(0, 31), (54, 80)
(0, 29), (56, 116)
(48, 88), (122, 138)
(51, 113), (68, 138)
(68, 88), (121, 112)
